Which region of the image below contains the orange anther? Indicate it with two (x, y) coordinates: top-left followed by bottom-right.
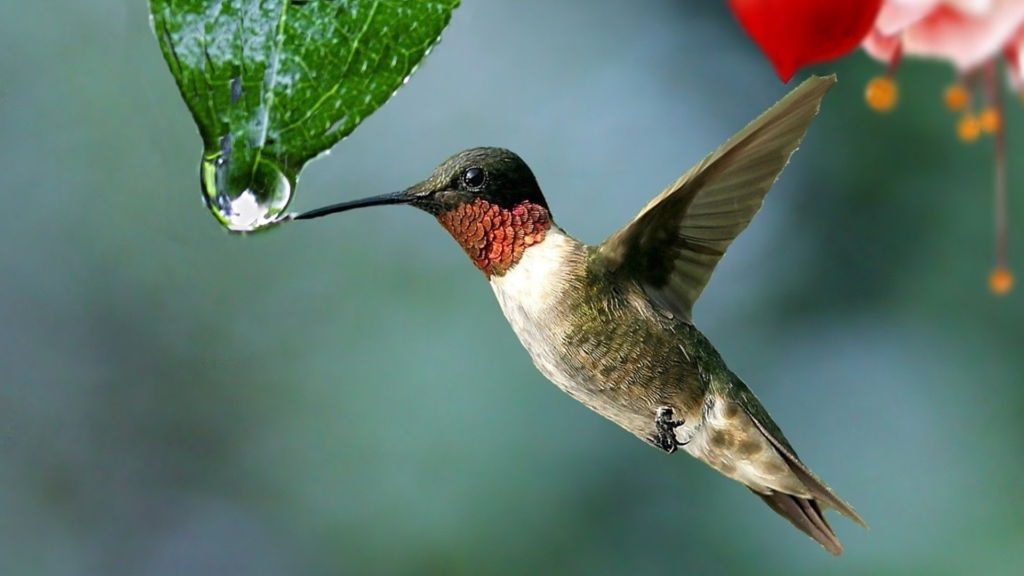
(944, 84), (969, 111)
(989, 267), (1013, 295)
(957, 113), (981, 142)
(979, 108), (1001, 133)
(865, 77), (898, 112)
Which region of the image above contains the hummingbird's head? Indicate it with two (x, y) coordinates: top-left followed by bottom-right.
(296, 148), (553, 278)
(403, 147), (549, 216)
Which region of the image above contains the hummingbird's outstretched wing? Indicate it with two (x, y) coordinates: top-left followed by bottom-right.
(594, 75), (835, 321)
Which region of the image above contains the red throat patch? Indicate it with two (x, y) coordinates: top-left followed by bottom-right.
(436, 198), (551, 278)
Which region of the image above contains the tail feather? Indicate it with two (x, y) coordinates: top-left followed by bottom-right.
(729, 373), (868, 529)
(698, 375), (868, 553)
(744, 405), (869, 529)
(751, 489), (843, 556)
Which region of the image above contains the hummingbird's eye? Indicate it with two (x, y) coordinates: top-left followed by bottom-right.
(462, 167), (486, 190)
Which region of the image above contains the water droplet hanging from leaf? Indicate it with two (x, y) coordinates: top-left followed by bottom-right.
(148, 0), (459, 233)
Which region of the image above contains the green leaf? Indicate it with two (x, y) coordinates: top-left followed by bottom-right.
(149, 0), (459, 232)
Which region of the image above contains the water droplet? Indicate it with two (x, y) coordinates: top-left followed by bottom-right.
(201, 144), (294, 233)
(324, 114), (349, 136)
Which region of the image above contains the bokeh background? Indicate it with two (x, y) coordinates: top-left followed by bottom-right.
(2, 1), (1023, 574)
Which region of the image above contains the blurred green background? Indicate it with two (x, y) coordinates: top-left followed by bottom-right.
(2, 1), (1023, 575)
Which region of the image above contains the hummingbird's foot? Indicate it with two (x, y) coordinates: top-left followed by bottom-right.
(650, 406), (687, 454)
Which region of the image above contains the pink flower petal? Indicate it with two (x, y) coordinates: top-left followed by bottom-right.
(947, 0), (997, 15)
(863, 28), (904, 62)
(902, 0), (1024, 70)
(875, 1), (940, 35)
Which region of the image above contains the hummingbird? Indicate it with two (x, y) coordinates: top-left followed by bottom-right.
(295, 75), (866, 554)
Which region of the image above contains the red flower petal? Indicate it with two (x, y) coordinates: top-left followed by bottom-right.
(728, 0), (884, 81)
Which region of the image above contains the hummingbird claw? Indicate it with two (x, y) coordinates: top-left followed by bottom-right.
(650, 406), (687, 454)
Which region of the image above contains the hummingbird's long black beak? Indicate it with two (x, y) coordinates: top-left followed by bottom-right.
(292, 190), (414, 221)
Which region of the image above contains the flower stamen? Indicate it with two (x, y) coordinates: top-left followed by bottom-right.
(944, 84), (970, 111)
(866, 41), (901, 112)
(979, 108), (1001, 133)
(987, 59), (1012, 294)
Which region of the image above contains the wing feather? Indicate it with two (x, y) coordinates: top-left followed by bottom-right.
(595, 75), (836, 320)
